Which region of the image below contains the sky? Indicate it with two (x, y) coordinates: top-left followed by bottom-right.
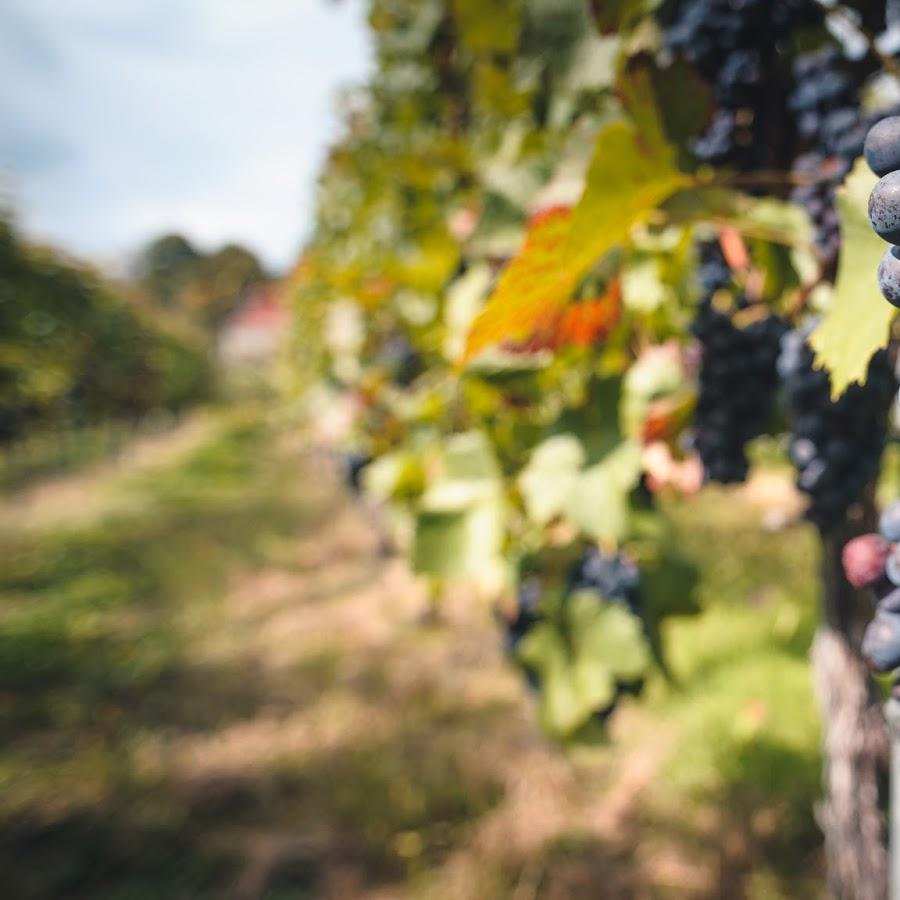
(0, 0), (373, 273)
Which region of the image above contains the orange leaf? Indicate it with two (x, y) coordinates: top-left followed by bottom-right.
(461, 206), (576, 362)
(502, 280), (622, 353)
(565, 282), (622, 347)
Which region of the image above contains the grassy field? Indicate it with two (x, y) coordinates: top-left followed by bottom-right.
(0, 413), (828, 898)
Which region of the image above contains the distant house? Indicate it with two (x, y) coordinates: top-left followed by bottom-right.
(217, 286), (290, 365)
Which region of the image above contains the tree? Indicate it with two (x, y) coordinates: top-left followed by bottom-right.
(134, 234), (268, 327)
(0, 217), (213, 441)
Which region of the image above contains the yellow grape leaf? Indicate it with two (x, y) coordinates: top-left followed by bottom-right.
(811, 160), (897, 397)
(452, 0), (521, 55)
(462, 205), (576, 361)
(565, 122), (687, 275)
(461, 73), (686, 363)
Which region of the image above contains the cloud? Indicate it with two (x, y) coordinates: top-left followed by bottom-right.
(1, 0), (372, 271)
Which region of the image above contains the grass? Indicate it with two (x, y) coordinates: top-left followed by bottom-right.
(0, 416), (832, 898)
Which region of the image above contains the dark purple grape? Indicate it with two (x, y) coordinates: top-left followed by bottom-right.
(887, 547), (900, 587)
(880, 501), (900, 542)
(865, 116), (900, 177)
(862, 612), (900, 672)
(690, 243), (785, 484)
(344, 452), (371, 494)
(569, 547), (641, 614)
(505, 578), (542, 654)
(781, 333), (895, 530)
(869, 172), (900, 244)
(877, 586), (900, 614)
(878, 246), (900, 308)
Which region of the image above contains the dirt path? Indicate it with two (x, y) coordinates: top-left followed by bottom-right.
(0, 421), (823, 899)
(0, 410), (217, 532)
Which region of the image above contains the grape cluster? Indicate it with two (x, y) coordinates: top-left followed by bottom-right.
(690, 245), (786, 483)
(842, 503), (900, 674)
(568, 545), (641, 615)
(379, 334), (423, 387)
(788, 47), (867, 272)
(663, 0), (820, 168)
(866, 116), (900, 306)
(504, 548), (645, 719)
(779, 330), (895, 529)
(343, 451), (372, 495)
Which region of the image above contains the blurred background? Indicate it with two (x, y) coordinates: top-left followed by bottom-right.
(5, 1), (900, 898)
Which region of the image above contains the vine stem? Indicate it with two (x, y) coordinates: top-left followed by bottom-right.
(699, 170), (818, 189)
(885, 693), (900, 898)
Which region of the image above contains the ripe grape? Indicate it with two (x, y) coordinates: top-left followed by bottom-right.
(568, 546), (641, 614)
(344, 452), (371, 495)
(842, 534), (892, 588)
(887, 546), (900, 587)
(869, 171), (900, 244)
(862, 612), (900, 673)
(779, 332), (896, 529)
(864, 116), (900, 177)
(663, 0), (822, 170)
(504, 578), (542, 654)
(690, 244), (786, 484)
(877, 586), (900, 613)
(881, 501), (900, 542)
(878, 246), (900, 308)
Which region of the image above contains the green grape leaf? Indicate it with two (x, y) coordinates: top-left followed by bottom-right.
(811, 160), (897, 397)
(517, 599), (649, 738)
(413, 432), (504, 578)
(568, 593), (650, 682)
(551, 376), (625, 464)
(518, 434), (586, 526)
(362, 451), (424, 502)
(443, 264), (493, 361)
(650, 59), (713, 151)
(564, 440), (643, 541)
(452, 0), (522, 54)
(591, 0), (659, 34)
(412, 510), (471, 576)
(528, 627), (595, 737)
(565, 84), (688, 278)
(412, 497), (504, 578)
(564, 34), (618, 92)
(440, 430), (501, 481)
(661, 188), (812, 246)
(621, 257), (669, 312)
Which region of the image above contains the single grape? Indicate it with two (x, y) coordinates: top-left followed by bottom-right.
(344, 452), (371, 494)
(868, 171), (900, 244)
(864, 116), (900, 176)
(862, 612), (900, 672)
(842, 534), (891, 588)
(880, 501), (900, 541)
(505, 577), (542, 653)
(877, 586), (900, 614)
(878, 246), (900, 308)
(886, 546), (900, 586)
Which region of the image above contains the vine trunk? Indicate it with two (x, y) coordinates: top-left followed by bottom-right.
(815, 492), (889, 899)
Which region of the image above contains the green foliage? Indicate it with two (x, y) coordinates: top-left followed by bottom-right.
(811, 160), (896, 396)
(135, 233), (268, 327)
(288, 0), (880, 744)
(518, 595), (648, 738)
(0, 219), (213, 443)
